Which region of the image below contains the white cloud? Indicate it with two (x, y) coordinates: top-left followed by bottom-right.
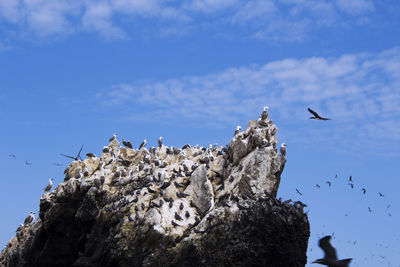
(0, 0), (380, 42)
(96, 47), (400, 152)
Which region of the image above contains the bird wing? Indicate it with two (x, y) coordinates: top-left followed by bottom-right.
(319, 236), (338, 260)
(307, 108), (320, 117)
(60, 153), (75, 160)
(76, 144), (84, 159)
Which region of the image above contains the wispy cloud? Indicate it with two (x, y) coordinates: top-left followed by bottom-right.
(0, 0), (383, 42)
(96, 46), (400, 153)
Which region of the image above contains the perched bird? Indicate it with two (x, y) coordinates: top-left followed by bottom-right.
(234, 126), (241, 136)
(109, 132), (117, 142)
(122, 138), (133, 149)
(378, 192), (384, 197)
(138, 139), (147, 150)
(86, 153), (96, 158)
(296, 188), (303, 196)
(315, 184), (321, 188)
(280, 143), (287, 156)
(158, 137), (163, 147)
(361, 188), (366, 194)
(308, 108), (330, 121)
(44, 178), (54, 192)
(24, 211), (35, 225)
(312, 235), (352, 266)
(326, 181), (331, 187)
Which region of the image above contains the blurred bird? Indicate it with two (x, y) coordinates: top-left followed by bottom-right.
(348, 176), (352, 182)
(312, 236), (352, 266)
(315, 184), (321, 188)
(25, 160), (32, 165)
(348, 183), (354, 189)
(326, 181), (331, 187)
(296, 188), (303, 196)
(379, 192), (384, 197)
(368, 207), (372, 212)
(8, 154), (16, 159)
(308, 108), (331, 121)
(361, 188), (366, 194)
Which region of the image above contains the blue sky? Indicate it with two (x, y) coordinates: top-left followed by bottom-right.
(1, 0), (399, 265)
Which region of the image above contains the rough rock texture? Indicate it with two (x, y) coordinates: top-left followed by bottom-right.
(0, 109), (310, 267)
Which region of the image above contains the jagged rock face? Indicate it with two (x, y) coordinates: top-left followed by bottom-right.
(0, 109), (310, 267)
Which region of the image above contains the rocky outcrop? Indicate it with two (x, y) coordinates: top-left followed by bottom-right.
(0, 108), (310, 267)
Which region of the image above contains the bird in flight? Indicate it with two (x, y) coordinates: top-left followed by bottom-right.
(361, 188), (366, 194)
(315, 184), (321, 188)
(348, 183), (354, 189)
(25, 160), (32, 166)
(378, 192), (384, 197)
(368, 207), (372, 212)
(295, 188), (303, 196)
(312, 236), (352, 266)
(307, 108), (331, 121)
(326, 181), (331, 187)
(348, 176), (353, 182)
(60, 145), (84, 161)
(8, 154), (16, 159)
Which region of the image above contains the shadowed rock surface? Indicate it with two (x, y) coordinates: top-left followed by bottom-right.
(0, 109), (310, 267)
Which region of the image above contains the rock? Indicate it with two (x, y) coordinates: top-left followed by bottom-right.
(0, 108), (309, 267)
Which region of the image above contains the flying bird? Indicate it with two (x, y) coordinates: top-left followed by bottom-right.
(368, 207), (372, 212)
(308, 108), (331, 121)
(295, 188), (303, 196)
(25, 160), (32, 166)
(8, 154), (16, 159)
(60, 145), (84, 161)
(315, 184), (321, 188)
(378, 192), (384, 197)
(348, 176), (352, 182)
(361, 188), (366, 194)
(312, 236), (352, 266)
(348, 183), (354, 189)
(326, 181), (331, 187)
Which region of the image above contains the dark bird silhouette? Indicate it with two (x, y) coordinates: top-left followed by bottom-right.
(361, 188), (366, 194)
(379, 192), (384, 197)
(308, 108), (331, 120)
(312, 235), (352, 266)
(326, 181), (331, 187)
(8, 154), (16, 159)
(296, 188), (303, 196)
(85, 153), (96, 158)
(122, 138), (133, 149)
(315, 184), (321, 188)
(25, 160), (32, 165)
(348, 176), (352, 182)
(348, 183), (354, 189)
(60, 145), (84, 161)
(368, 207), (372, 212)
(138, 139), (147, 150)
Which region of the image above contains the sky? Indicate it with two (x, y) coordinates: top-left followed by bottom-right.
(0, 0), (399, 266)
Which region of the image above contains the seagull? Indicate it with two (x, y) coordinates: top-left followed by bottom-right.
(280, 143), (287, 156)
(60, 145), (84, 161)
(24, 211), (35, 225)
(315, 184), (321, 188)
(296, 188), (303, 196)
(138, 139), (147, 150)
(158, 137), (163, 147)
(348, 183), (354, 189)
(122, 139), (133, 149)
(378, 192), (384, 197)
(44, 178), (54, 192)
(234, 126), (241, 136)
(109, 132), (117, 142)
(8, 154), (16, 159)
(312, 235), (352, 266)
(361, 188), (366, 194)
(308, 108), (331, 121)
(25, 160), (32, 165)
(326, 181), (331, 187)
